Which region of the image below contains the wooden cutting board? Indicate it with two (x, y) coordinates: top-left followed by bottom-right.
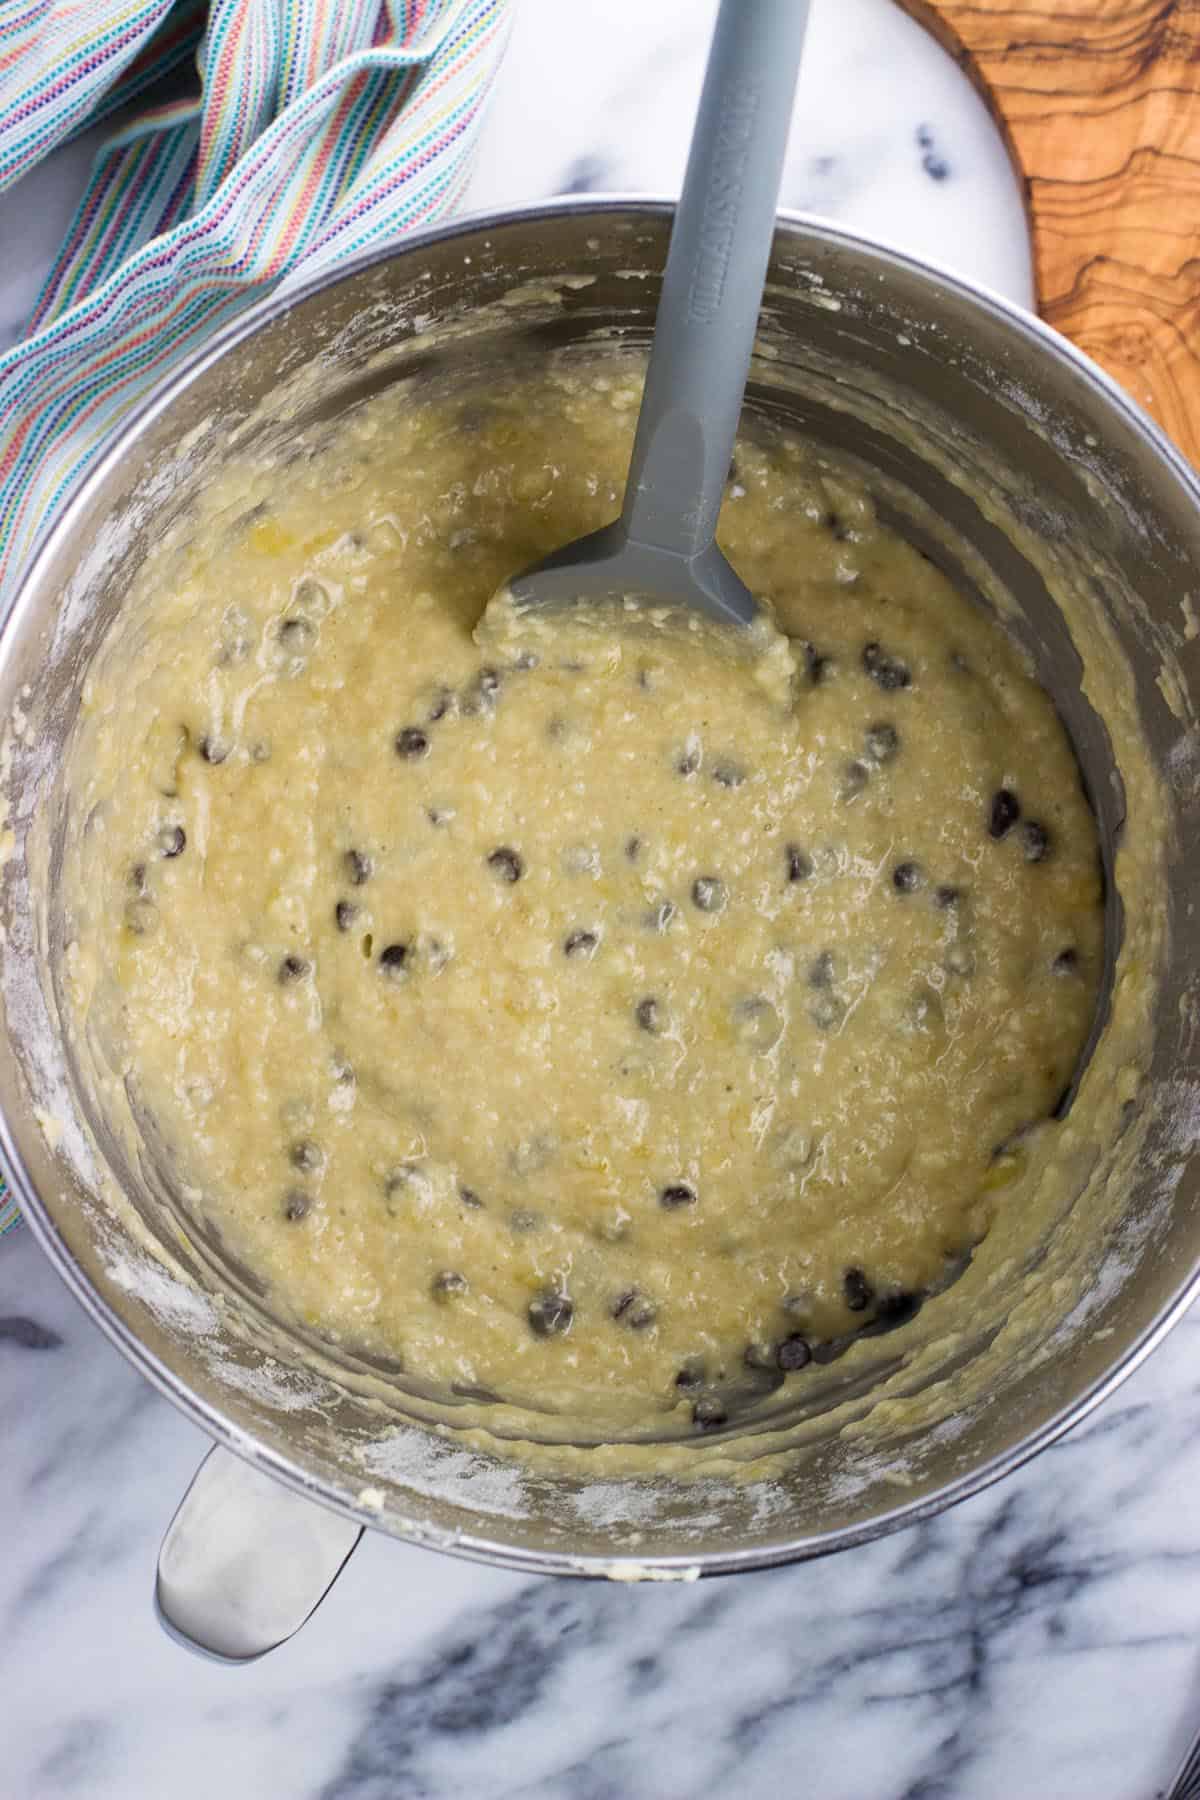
(901, 0), (1200, 466)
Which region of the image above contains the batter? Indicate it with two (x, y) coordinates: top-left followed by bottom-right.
(58, 360), (1104, 1437)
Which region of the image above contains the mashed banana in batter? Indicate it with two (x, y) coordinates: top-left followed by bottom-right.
(59, 360), (1103, 1437)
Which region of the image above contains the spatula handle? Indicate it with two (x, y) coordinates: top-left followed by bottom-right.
(621, 0), (811, 560)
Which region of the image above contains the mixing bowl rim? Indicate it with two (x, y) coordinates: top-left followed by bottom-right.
(5, 194), (1198, 1578)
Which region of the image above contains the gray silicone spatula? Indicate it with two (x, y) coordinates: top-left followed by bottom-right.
(507, 0), (812, 627)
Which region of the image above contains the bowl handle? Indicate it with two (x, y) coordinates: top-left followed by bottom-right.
(155, 1446), (362, 1662)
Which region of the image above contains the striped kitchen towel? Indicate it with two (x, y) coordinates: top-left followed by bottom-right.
(0, 0), (514, 1238)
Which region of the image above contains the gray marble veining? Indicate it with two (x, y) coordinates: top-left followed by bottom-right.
(5, 1224), (1200, 1799)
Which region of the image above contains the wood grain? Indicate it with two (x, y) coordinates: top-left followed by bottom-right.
(903, 0), (1200, 466)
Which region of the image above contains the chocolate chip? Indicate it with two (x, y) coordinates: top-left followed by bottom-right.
(861, 1292), (922, 1336)
(509, 1134), (556, 1177)
(841, 759), (869, 799)
(611, 1289), (657, 1330)
(660, 1183), (696, 1209)
(862, 642), (911, 690)
(712, 760), (746, 789)
(801, 641), (831, 685)
(487, 847), (523, 884)
(528, 1289), (574, 1338)
(1053, 947), (1079, 975)
(289, 1139), (323, 1173)
(344, 849), (373, 886)
(775, 1131), (815, 1174)
(422, 934), (452, 974)
(844, 1267), (873, 1311)
(462, 667), (502, 715)
(459, 1184), (484, 1209)
(676, 745), (701, 776)
(335, 899), (359, 932)
(395, 726), (430, 760)
(278, 615), (315, 650)
(810, 993), (846, 1031)
(129, 862), (149, 896)
(432, 1270), (469, 1300)
(1021, 821), (1052, 863)
(776, 1333), (813, 1372)
(675, 1360), (706, 1391)
(157, 825), (186, 858)
(625, 835), (642, 861)
(989, 788), (1021, 838)
(564, 929), (599, 959)
(808, 950), (835, 989)
(427, 687), (457, 723)
(379, 942), (409, 976)
(786, 844), (813, 883)
(909, 983), (945, 1033)
(124, 898), (158, 936)
(217, 612), (252, 666)
(198, 735), (229, 765)
(691, 875), (726, 913)
(278, 954), (310, 983)
(692, 1395), (728, 1432)
(734, 994), (782, 1053)
(282, 1189), (311, 1222)
(893, 861), (923, 893)
(934, 884), (962, 909)
(636, 996), (662, 1034)
(292, 576), (328, 610)
(865, 722), (900, 764)
(384, 1164), (430, 1203)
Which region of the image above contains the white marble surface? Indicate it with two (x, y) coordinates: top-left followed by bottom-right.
(2, 4), (1196, 1798)
(463, 0), (1033, 305)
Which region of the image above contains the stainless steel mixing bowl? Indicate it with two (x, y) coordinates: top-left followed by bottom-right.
(3, 201), (1198, 1655)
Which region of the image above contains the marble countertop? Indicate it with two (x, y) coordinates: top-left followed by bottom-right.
(2, 4), (1197, 1796)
